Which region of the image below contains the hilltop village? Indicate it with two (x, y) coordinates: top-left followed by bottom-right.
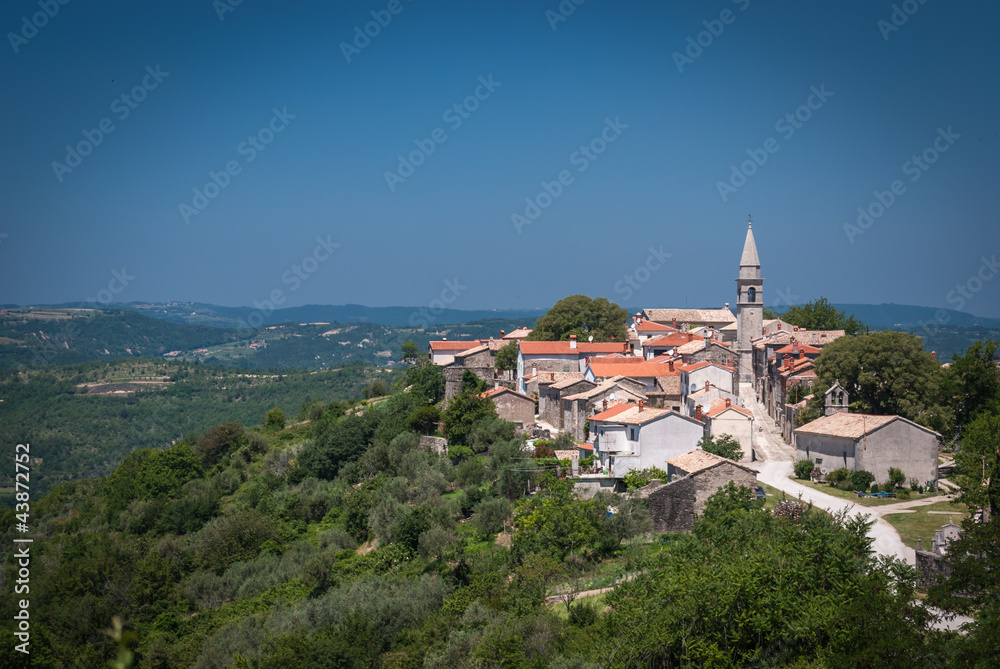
(428, 221), (941, 521)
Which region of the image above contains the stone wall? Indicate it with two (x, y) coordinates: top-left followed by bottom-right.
(648, 475), (698, 533)
(444, 348), (496, 399)
(647, 462), (756, 533)
(915, 549), (953, 591)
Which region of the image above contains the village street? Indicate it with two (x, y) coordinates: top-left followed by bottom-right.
(739, 386), (974, 632)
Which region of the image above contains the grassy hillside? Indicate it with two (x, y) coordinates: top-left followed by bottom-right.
(0, 358), (397, 497)
(0, 364), (960, 668)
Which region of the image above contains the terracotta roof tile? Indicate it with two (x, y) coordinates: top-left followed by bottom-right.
(794, 413), (897, 438)
(519, 341), (630, 356)
(429, 341), (482, 351)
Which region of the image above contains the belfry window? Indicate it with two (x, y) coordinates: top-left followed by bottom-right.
(748, 287), (756, 303)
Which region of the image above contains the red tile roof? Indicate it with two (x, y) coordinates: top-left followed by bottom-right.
(588, 403), (636, 421)
(677, 361), (735, 373)
(519, 341), (629, 356)
(705, 401), (752, 418)
(429, 340), (482, 351)
(588, 361), (680, 379)
(635, 320), (677, 333)
(775, 342), (821, 355)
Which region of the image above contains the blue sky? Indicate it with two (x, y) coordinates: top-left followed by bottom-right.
(1, 0), (998, 317)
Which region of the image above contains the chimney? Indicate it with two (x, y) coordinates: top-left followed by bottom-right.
(639, 400), (644, 412)
(494, 381), (499, 391)
(695, 404), (703, 421)
(532, 365), (537, 377)
(705, 380), (710, 392)
(793, 326), (799, 332)
(603, 399), (608, 412)
(668, 360), (674, 372)
(931, 351), (937, 360)
(501, 330), (505, 337)
(725, 398), (731, 409)
(687, 332), (693, 342)
(570, 334), (577, 349)
(550, 372), (554, 381)
(799, 349), (806, 360)
(792, 339), (799, 355)
(672, 317), (677, 329)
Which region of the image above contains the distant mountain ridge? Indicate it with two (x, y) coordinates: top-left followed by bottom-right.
(11, 300), (1000, 332)
(34, 301), (547, 329)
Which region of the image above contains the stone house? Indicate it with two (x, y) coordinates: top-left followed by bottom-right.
(481, 385), (535, 428)
(584, 359), (678, 393)
(640, 307), (737, 332)
(538, 376), (594, 428)
(560, 377), (647, 440)
(795, 412), (940, 486)
(685, 381), (739, 418)
(429, 340), (483, 366)
(588, 402), (704, 479)
(678, 361), (738, 407)
(645, 449), (758, 533)
(444, 344), (496, 400)
(516, 337), (630, 392)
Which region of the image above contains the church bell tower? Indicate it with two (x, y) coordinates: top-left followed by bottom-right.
(736, 218), (763, 386)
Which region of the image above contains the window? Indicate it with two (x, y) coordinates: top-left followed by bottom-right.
(815, 458), (823, 465)
(629, 428), (637, 440)
(748, 287), (756, 303)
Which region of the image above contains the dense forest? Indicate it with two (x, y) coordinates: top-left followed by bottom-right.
(0, 359), (397, 498)
(2, 360), (996, 668)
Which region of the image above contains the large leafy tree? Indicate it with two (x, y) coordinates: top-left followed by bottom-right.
(782, 296), (867, 336)
(929, 411), (1000, 663)
(527, 295), (629, 342)
(602, 484), (934, 667)
(442, 391), (497, 446)
(812, 330), (946, 429)
(941, 340), (1000, 438)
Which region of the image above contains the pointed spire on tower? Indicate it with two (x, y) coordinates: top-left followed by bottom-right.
(740, 218), (759, 268)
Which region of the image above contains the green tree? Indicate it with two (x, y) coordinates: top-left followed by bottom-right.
(407, 405), (441, 435)
(527, 295), (629, 342)
(400, 339), (420, 364)
(698, 434), (743, 461)
(602, 485), (934, 668)
(812, 330), (945, 427)
(781, 296), (867, 335)
(443, 392), (498, 446)
(495, 341), (518, 372)
(406, 359), (445, 404)
(461, 369), (488, 395)
(941, 340), (1000, 437)
(264, 407), (286, 430)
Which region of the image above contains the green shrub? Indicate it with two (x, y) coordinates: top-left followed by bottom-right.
(622, 467), (669, 491)
(265, 407), (287, 430)
(826, 467), (851, 484)
(793, 459), (815, 480)
(888, 466), (906, 489)
(850, 469), (875, 490)
(579, 455), (596, 469)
